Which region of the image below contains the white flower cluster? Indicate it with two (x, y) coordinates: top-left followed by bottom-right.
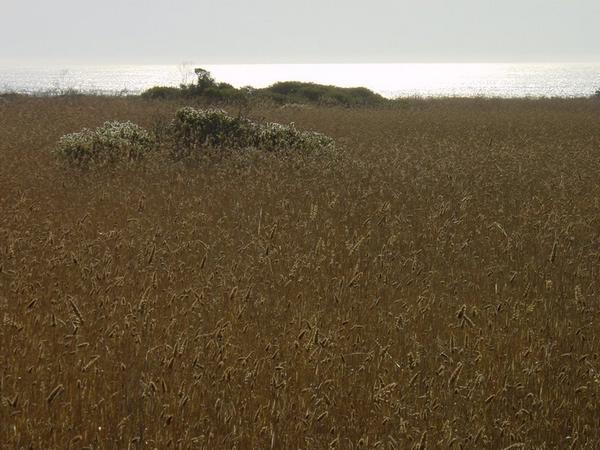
(175, 107), (239, 127)
(172, 107), (252, 149)
(255, 121), (335, 152)
(172, 107), (334, 154)
(54, 109), (334, 166)
(55, 121), (154, 165)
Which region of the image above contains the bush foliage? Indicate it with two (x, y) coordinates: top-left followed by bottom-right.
(53, 108), (335, 165)
(140, 86), (182, 100)
(141, 68), (386, 107)
(54, 121), (154, 165)
(170, 107), (255, 151)
(259, 81), (386, 107)
(171, 107), (335, 155)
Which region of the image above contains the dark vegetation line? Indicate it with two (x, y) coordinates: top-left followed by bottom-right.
(2, 67), (599, 104)
(140, 68), (600, 106)
(141, 67), (391, 107)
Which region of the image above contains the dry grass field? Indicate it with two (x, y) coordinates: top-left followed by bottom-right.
(1, 95), (600, 449)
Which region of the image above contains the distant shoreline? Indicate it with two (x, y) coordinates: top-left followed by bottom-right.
(1, 89), (599, 102)
(1, 63), (599, 99)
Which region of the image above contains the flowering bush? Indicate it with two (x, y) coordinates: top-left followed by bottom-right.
(254, 121), (335, 152)
(171, 107), (256, 152)
(171, 107), (334, 156)
(54, 121), (154, 165)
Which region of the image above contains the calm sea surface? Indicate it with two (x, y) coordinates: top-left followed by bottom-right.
(1, 63), (599, 98)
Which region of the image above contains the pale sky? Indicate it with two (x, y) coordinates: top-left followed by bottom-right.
(2, 0), (599, 65)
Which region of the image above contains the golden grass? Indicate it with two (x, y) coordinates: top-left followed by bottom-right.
(1, 95), (600, 449)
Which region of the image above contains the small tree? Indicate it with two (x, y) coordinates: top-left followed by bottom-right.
(194, 68), (215, 92)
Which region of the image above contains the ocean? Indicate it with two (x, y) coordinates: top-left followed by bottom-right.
(1, 63), (599, 98)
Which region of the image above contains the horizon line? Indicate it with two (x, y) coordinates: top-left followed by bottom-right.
(2, 61), (600, 68)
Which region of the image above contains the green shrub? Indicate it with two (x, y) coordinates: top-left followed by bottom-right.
(141, 77), (249, 104)
(203, 83), (248, 104)
(54, 121), (154, 165)
(171, 107), (334, 156)
(170, 107), (256, 154)
(257, 81), (386, 107)
(141, 86), (182, 100)
(139, 69), (387, 107)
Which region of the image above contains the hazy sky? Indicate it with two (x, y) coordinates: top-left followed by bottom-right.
(2, 0), (599, 65)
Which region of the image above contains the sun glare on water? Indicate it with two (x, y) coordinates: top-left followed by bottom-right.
(204, 63), (594, 98)
(0, 63), (598, 97)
